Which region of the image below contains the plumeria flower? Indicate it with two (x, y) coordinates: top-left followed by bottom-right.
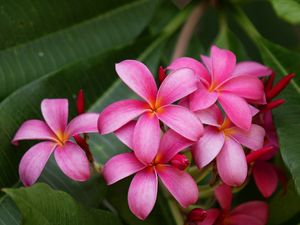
(247, 146), (285, 198)
(193, 105), (265, 186)
(103, 121), (198, 220)
(98, 60), (203, 163)
(197, 184), (268, 225)
(168, 45), (271, 130)
(12, 99), (99, 186)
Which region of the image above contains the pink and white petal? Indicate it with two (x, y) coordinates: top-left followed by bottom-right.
(103, 152), (145, 185)
(156, 129), (194, 163)
(12, 120), (57, 145)
(232, 61), (272, 77)
(128, 168), (158, 220)
(216, 138), (248, 186)
(192, 126), (225, 168)
(157, 165), (198, 207)
(214, 184), (232, 211)
(253, 161), (278, 198)
(54, 141), (90, 181)
(219, 76), (264, 100)
(196, 104), (223, 127)
(98, 100), (148, 134)
(133, 113), (160, 164)
(230, 201), (268, 224)
(19, 141), (56, 186)
(226, 214), (265, 225)
(249, 105), (260, 117)
(157, 105), (203, 141)
(41, 99), (69, 135)
(167, 57), (211, 84)
(211, 46), (236, 84)
(115, 60), (157, 104)
(218, 93), (252, 130)
(114, 121), (137, 149)
(201, 55), (212, 74)
(230, 124), (265, 150)
(189, 82), (218, 111)
(198, 209), (220, 225)
(66, 113), (99, 137)
(157, 68), (198, 106)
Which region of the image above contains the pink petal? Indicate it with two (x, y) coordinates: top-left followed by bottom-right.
(214, 184), (232, 211)
(189, 82), (218, 111)
(156, 68), (198, 106)
(19, 141), (56, 186)
(157, 165), (198, 207)
(210, 46), (236, 84)
(98, 99), (148, 134)
(12, 120), (57, 145)
(103, 152), (145, 185)
(218, 92), (252, 130)
(232, 61), (272, 77)
(196, 104), (223, 127)
(41, 99), (69, 135)
(133, 113), (160, 164)
(201, 55), (212, 74)
(115, 60), (157, 104)
(66, 113), (99, 137)
(54, 141), (90, 181)
(230, 201), (268, 225)
(230, 124), (265, 150)
(253, 161), (278, 198)
(167, 57), (211, 84)
(156, 129), (194, 163)
(192, 126), (225, 168)
(198, 209), (220, 225)
(249, 105), (260, 117)
(128, 168), (158, 220)
(114, 121), (136, 149)
(220, 76), (264, 100)
(216, 138), (247, 186)
(157, 105), (203, 141)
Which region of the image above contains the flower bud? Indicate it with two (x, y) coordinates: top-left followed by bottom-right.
(76, 89), (85, 115)
(187, 208), (208, 223)
(170, 154), (189, 170)
(158, 66), (167, 84)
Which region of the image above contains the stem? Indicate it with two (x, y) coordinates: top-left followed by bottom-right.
(171, 1), (207, 60)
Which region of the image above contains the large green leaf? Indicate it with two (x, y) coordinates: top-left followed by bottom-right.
(269, 0), (300, 24)
(269, 181), (300, 225)
(0, 0), (159, 100)
(3, 183), (123, 225)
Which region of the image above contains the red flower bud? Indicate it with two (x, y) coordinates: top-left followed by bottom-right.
(187, 208), (208, 223)
(265, 71), (275, 93)
(158, 66), (167, 84)
(262, 99), (285, 112)
(266, 73), (295, 100)
(170, 154), (189, 170)
(76, 89), (85, 115)
(74, 135), (94, 163)
(246, 146), (274, 164)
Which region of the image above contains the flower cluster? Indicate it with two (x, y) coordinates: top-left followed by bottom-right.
(13, 45), (293, 223)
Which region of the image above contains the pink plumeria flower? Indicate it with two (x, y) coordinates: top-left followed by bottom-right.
(168, 45), (271, 130)
(246, 146), (285, 198)
(12, 99), (99, 186)
(98, 60), (203, 163)
(103, 121), (198, 220)
(197, 184), (268, 225)
(193, 105), (265, 186)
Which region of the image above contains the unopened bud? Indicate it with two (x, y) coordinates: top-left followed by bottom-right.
(266, 73), (295, 100)
(76, 89), (85, 115)
(187, 208), (208, 223)
(158, 66), (167, 84)
(246, 146), (274, 164)
(170, 154), (189, 170)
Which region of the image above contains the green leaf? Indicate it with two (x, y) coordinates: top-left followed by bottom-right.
(0, 0), (159, 100)
(214, 19), (248, 60)
(269, 0), (300, 24)
(3, 183), (123, 225)
(269, 181), (300, 225)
